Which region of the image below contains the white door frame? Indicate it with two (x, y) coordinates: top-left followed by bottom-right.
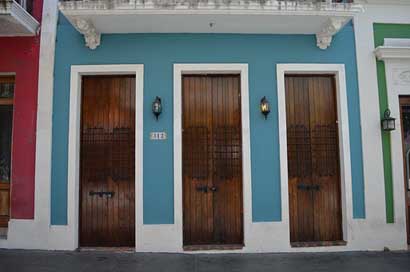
(67, 64), (144, 250)
(375, 40), (410, 243)
(276, 64), (353, 244)
(173, 64), (252, 250)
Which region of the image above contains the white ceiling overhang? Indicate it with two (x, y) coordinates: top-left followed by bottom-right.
(59, 0), (364, 50)
(0, 0), (40, 36)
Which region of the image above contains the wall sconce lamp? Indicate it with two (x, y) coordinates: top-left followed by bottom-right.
(381, 109), (396, 131)
(152, 96), (162, 121)
(260, 96), (270, 120)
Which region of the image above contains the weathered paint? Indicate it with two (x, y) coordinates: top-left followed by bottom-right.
(373, 23), (410, 223)
(51, 15), (365, 225)
(0, 0), (42, 219)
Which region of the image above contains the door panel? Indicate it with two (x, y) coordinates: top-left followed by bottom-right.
(183, 75), (243, 246)
(286, 76), (314, 243)
(212, 76), (243, 245)
(0, 76), (14, 228)
(310, 77), (342, 242)
(182, 76), (214, 245)
(0, 183), (10, 227)
(286, 75), (342, 243)
(80, 75), (135, 247)
(399, 96), (410, 245)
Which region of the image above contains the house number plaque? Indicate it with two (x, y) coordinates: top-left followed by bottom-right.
(150, 132), (167, 140)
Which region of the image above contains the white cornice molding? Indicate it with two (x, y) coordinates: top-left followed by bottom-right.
(375, 46), (410, 61)
(73, 18), (100, 50)
(316, 17), (350, 50)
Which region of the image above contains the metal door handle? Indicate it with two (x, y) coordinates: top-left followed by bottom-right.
(209, 186), (217, 192)
(89, 191), (115, 198)
(196, 185), (208, 193)
(311, 184), (320, 191)
(297, 184), (320, 191)
(297, 184), (310, 190)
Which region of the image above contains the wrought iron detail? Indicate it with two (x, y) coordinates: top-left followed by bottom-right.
(287, 124), (338, 178)
(195, 185), (208, 193)
(0, 83), (14, 99)
(401, 105), (410, 191)
(311, 124), (338, 177)
(287, 125), (312, 178)
(81, 127), (134, 182)
(89, 191), (115, 198)
(0, 155), (10, 182)
(297, 183), (320, 191)
(0, 105), (13, 182)
(213, 126), (241, 180)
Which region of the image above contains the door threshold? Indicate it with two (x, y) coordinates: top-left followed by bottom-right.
(79, 247), (135, 253)
(184, 244), (244, 251)
(291, 240), (347, 248)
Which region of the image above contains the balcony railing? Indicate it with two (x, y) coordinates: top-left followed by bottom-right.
(0, 0), (39, 35)
(59, 0), (354, 3)
(58, 0), (362, 50)
(14, 0), (33, 15)
(59, 0), (355, 9)
(0, 0), (33, 15)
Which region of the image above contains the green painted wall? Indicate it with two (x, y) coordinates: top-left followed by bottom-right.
(373, 23), (410, 223)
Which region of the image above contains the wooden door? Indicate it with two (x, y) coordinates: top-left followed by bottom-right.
(80, 75), (135, 247)
(182, 75), (243, 246)
(399, 96), (410, 245)
(286, 75), (343, 243)
(0, 76), (14, 228)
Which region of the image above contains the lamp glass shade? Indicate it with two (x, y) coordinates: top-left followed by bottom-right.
(381, 109), (396, 131)
(152, 96), (162, 120)
(260, 96), (270, 119)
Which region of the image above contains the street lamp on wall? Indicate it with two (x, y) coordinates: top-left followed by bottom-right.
(152, 96), (162, 121)
(260, 96), (270, 120)
(381, 109), (396, 131)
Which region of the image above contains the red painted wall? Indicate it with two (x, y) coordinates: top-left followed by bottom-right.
(0, 0), (42, 219)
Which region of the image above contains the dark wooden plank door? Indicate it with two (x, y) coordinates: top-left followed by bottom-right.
(286, 75), (342, 243)
(182, 75), (243, 246)
(399, 96), (410, 245)
(80, 75), (135, 247)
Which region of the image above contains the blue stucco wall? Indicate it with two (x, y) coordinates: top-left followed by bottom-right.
(51, 14), (365, 225)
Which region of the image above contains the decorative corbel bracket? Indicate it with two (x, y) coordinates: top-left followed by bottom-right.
(316, 17), (350, 50)
(74, 19), (101, 50)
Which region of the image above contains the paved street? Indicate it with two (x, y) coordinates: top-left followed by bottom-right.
(0, 250), (410, 272)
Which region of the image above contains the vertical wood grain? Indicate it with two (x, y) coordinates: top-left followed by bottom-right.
(182, 75), (243, 246)
(79, 75), (135, 247)
(286, 75), (342, 243)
